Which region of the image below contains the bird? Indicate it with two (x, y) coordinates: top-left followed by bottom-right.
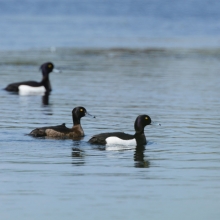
(29, 106), (95, 138)
(89, 115), (157, 146)
(4, 62), (60, 95)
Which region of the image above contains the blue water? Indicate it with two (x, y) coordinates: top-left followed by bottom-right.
(1, 1), (220, 220)
(1, 0), (220, 50)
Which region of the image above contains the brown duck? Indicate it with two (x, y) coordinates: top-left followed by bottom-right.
(30, 106), (95, 138)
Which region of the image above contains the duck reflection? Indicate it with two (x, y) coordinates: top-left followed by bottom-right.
(134, 145), (150, 168)
(72, 143), (85, 166)
(42, 91), (50, 105)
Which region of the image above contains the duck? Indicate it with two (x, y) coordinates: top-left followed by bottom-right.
(29, 106), (95, 138)
(89, 115), (157, 146)
(4, 62), (60, 95)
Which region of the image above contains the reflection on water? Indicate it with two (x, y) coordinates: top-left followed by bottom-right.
(72, 147), (85, 166)
(42, 91), (50, 105)
(72, 147), (84, 158)
(134, 145), (150, 168)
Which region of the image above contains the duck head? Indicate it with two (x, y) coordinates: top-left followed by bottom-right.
(72, 107), (95, 125)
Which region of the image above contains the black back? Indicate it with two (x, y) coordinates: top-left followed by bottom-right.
(89, 132), (134, 145)
(29, 123), (70, 137)
(5, 81), (41, 92)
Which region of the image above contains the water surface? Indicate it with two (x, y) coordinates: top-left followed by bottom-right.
(0, 48), (220, 219)
(1, 0), (220, 219)
(1, 0), (220, 50)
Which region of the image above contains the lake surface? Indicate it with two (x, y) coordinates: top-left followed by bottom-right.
(0, 48), (220, 220)
(1, 0), (220, 50)
(1, 0), (220, 219)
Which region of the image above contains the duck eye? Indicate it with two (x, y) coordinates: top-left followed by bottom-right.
(80, 109), (83, 112)
(145, 117), (148, 120)
(48, 64), (52, 68)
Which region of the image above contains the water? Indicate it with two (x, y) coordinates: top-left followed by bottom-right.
(1, 0), (220, 50)
(1, 1), (220, 220)
(0, 48), (220, 219)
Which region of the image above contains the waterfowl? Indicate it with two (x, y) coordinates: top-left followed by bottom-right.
(30, 107), (95, 138)
(4, 62), (60, 95)
(89, 115), (156, 146)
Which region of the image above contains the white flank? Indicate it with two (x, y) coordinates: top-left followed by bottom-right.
(18, 85), (46, 96)
(106, 136), (136, 145)
(105, 137), (136, 151)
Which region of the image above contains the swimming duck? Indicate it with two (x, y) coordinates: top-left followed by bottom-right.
(30, 107), (95, 138)
(89, 115), (156, 146)
(4, 62), (60, 95)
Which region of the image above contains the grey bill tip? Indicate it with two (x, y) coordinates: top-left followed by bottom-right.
(151, 121), (161, 126)
(53, 68), (62, 73)
(86, 112), (96, 118)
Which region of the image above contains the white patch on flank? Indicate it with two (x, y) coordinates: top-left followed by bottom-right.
(105, 137), (136, 151)
(18, 85), (46, 95)
(106, 137), (136, 145)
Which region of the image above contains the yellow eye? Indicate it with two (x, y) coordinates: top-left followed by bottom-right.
(145, 117), (148, 120)
(48, 64), (52, 68)
(80, 109), (83, 112)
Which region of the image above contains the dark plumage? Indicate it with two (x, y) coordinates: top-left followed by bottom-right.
(89, 115), (152, 145)
(4, 62), (59, 92)
(89, 132), (134, 145)
(30, 107), (95, 138)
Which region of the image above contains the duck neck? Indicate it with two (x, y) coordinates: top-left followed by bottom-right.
(72, 114), (81, 126)
(41, 76), (51, 91)
(134, 131), (147, 145)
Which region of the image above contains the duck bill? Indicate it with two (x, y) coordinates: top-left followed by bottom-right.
(85, 112), (96, 118)
(52, 68), (61, 73)
(150, 121), (161, 126)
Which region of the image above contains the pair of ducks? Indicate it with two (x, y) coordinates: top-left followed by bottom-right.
(29, 106), (154, 146)
(5, 62), (157, 146)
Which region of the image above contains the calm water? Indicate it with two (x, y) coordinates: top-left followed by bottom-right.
(0, 48), (220, 220)
(1, 0), (220, 220)
(1, 0), (220, 49)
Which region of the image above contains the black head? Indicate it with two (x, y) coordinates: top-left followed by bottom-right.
(134, 115), (152, 134)
(72, 107), (87, 119)
(72, 107), (95, 125)
(40, 62), (54, 76)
